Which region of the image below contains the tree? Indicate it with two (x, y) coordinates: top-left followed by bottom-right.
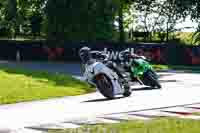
(31, 12), (43, 37)
(4, 0), (18, 38)
(118, 0), (125, 42)
(192, 25), (200, 45)
(0, 0), (134, 41)
(133, 0), (187, 42)
(45, 0), (119, 41)
(0, 0), (9, 36)
(0, 0), (46, 38)
(158, 0), (184, 42)
(134, 0), (157, 41)
(17, 0), (46, 36)
(116, 0), (133, 42)
(171, 0), (200, 45)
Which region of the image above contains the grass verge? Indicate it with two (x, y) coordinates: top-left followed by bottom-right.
(152, 64), (170, 71)
(0, 66), (94, 105)
(52, 118), (200, 133)
(153, 64), (200, 72)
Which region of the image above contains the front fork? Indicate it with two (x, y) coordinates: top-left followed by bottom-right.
(131, 72), (144, 85)
(136, 76), (144, 85)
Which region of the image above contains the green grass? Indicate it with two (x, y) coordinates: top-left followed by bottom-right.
(0, 67), (94, 105)
(152, 64), (170, 71)
(193, 112), (200, 116)
(170, 65), (200, 71)
(52, 118), (200, 133)
(153, 64), (200, 72)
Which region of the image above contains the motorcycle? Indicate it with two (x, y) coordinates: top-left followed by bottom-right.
(80, 50), (131, 99)
(119, 50), (162, 89)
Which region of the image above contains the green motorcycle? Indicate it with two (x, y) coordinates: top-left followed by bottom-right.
(120, 50), (161, 89)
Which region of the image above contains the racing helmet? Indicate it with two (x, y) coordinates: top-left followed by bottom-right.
(120, 49), (131, 61)
(79, 46), (91, 63)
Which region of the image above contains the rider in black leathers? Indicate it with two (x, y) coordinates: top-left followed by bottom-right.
(79, 47), (131, 96)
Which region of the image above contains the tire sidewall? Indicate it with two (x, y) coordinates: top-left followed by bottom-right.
(143, 70), (161, 88)
(95, 74), (115, 99)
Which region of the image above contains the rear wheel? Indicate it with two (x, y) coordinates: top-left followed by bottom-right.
(95, 74), (115, 99)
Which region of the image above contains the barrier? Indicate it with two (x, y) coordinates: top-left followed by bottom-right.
(0, 40), (199, 65)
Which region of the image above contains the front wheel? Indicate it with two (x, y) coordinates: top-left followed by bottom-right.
(142, 71), (162, 89)
(95, 74), (115, 99)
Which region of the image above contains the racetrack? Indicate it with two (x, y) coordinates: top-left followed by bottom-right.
(0, 62), (200, 133)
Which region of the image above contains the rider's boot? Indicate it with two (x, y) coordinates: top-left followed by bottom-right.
(123, 82), (132, 97)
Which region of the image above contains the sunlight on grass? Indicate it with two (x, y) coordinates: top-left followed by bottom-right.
(0, 67), (94, 104)
(193, 112), (200, 116)
(152, 64), (169, 70)
(153, 64), (200, 72)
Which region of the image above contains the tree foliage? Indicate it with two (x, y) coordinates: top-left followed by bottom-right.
(117, 0), (133, 42)
(171, 0), (200, 44)
(45, 0), (120, 41)
(0, 0), (199, 43)
(133, 0), (190, 42)
(0, 0), (45, 38)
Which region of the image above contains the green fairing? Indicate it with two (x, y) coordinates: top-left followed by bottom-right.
(130, 58), (152, 77)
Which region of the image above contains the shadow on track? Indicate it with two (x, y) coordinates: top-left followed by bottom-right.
(159, 79), (178, 83)
(158, 73), (174, 78)
(83, 86), (162, 103)
(82, 97), (124, 103)
(131, 86), (161, 91)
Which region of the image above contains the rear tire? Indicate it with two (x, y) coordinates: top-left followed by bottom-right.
(95, 74), (115, 99)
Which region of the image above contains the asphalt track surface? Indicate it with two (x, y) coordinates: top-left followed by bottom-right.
(0, 61), (200, 133)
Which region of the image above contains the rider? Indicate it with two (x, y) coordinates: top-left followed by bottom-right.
(119, 49), (146, 84)
(79, 46), (125, 78)
(79, 47), (109, 64)
(79, 46), (131, 96)
(120, 49), (142, 62)
(79, 46), (92, 64)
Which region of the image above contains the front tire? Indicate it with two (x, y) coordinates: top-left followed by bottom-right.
(95, 74), (115, 99)
(142, 71), (162, 89)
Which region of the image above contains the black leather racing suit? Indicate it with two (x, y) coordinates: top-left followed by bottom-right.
(90, 51), (131, 93)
